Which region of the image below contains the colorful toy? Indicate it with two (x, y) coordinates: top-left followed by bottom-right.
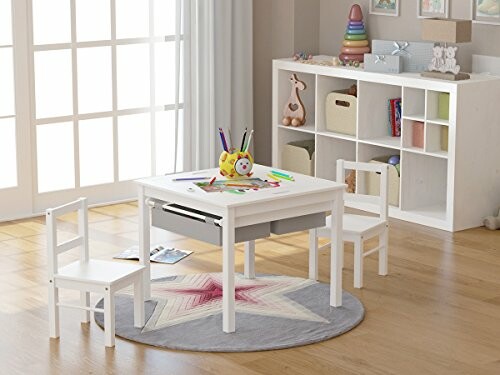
(387, 155), (400, 166)
(484, 207), (500, 230)
(293, 52), (313, 61)
(219, 150), (254, 179)
(282, 73), (307, 127)
(339, 4), (370, 64)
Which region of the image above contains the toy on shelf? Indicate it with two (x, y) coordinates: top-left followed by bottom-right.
(293, 52), (313, 61)
(339, 4), (370, 64)
(484, 207), (500, 230)
(282, 74), (307, 127)
(218, 128), (254, 179)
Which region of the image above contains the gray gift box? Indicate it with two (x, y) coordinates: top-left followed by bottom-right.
(364, 54), (403, 74)
(371, 40), (436, 73)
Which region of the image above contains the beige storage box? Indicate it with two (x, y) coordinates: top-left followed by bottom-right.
(281, 140), (315, 176)
(325, 90), (357, 136)
(366, 157), (400, 206)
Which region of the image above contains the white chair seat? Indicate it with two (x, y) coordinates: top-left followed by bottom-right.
(319, 214), (387, 239)
(57, 259), (144, 285)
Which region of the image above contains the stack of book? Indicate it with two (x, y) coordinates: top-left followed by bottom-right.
(388, 98), (402, 137)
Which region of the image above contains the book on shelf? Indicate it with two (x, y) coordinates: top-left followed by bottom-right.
(388, 98), (402, 137)
(114, 244), (193, 264)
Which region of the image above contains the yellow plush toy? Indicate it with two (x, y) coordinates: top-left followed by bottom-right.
(219, 150), (254, 179)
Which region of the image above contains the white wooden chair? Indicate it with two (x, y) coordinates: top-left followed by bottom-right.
(46, 198), (145, 347)
(314, 159), (389, 288)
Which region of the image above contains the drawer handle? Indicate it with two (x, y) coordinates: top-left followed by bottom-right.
(162, 204), (222, 226)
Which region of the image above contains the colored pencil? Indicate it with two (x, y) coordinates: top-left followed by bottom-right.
(209, 177), (216, 185)
(226, 183), (255, 188)
(218, 129), (227, 151)
(267, 173), (281, 182)
(240, 127), (247, 151)
(228, 128), (234, 152)
(172, 177), (211, 181)
(244, 129), (254, 152)
(271, 170), (294, 179)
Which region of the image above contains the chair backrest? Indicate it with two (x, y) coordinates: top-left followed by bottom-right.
(336, 159), (389, 221)
(46, 198), (89, 277)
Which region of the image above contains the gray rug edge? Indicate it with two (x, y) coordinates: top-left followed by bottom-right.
(94, 275), (365, 353)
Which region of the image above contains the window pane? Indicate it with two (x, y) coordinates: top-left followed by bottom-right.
(118, 113), (151, 181)
(0, 0), (12, 45)
(76, 0), (111, 42)
(0, 118), (17, 189)
(79, 118), (113, 186)
(155, 41), (183, 105)
(155, 109), (183, 175)
(0, 48), (15, 117)
(36, 123), (75, 193)
(116, 0), (149, 39)
(35, 50), (73, 118)
(117, 44), (150, 110)
(77, 47), (112, 114)
(154, 0), (176, 37)
(32, 0), (71, 45)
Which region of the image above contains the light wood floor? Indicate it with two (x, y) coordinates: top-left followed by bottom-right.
(1, 202), (499, 375)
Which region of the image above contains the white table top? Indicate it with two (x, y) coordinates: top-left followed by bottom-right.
(136, 164), (345, 209)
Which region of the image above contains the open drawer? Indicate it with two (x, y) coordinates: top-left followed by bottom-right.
(151, 201), (270, 246)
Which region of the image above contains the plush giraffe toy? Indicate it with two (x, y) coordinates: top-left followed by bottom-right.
(282, 74), (307, 127)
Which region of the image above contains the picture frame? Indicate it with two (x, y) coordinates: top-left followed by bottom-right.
(417, 0), (449, 19)
(472, 0), (500, 25)
(369, 0), (400, 17)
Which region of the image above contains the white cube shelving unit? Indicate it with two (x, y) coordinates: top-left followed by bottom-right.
(272, 56), (500, 231)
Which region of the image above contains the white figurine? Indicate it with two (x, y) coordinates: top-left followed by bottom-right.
(429, 45), (445, 72)
(444, 46), (460, 75)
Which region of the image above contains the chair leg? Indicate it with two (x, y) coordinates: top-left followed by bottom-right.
(244, 240), (256, 279)
(379, 229), (389, 276)
(308, 229), (318, 281)
(80, 291), (90, 323)
(48, 283), (60, 338)
(104, 289), (115, 348)
(354, 238), (363, 289)
(133, 276), (145, 328)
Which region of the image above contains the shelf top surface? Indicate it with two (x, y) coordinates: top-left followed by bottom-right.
(137, 164), (345, 209)
(274, 56), (500, 88)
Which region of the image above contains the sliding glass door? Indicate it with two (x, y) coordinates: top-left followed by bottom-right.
(27, 0), (185, 213)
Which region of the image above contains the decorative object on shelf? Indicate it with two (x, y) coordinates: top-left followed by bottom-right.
(483, 207), (500, 230)
(472, 0), (500, 25)
(372, 39), (436, 72)
(218, 128), (254, 179)
(339, 4), (370, 63)
(345, 170), (356, 193)
(364, 53), (403, 73)
(369, 0), (399, 17)
(293, 52), (313, 61)
(418, 0), (449, 18)
(438, 92), (450, 119)
(282, 74), (307, 127)
(420, 18), (472, 81)
(412, 121), (425, 148)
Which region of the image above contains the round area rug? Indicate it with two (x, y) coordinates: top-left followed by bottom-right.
(95, 273), (364, 352)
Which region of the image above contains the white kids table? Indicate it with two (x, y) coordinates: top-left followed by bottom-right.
(136, 164), (345, 333)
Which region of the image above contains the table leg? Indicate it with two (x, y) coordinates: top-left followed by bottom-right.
(222, 208), (236, 333)
(138, 186), (151, 301)
(330, 192), (344, 307)
(244, 241), (255, 279)
(309, 228), (318, 281)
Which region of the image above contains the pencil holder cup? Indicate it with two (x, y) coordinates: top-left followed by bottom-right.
(219, 150), (254, 179)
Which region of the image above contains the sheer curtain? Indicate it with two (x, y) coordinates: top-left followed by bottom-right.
(184, 0), (253, 170)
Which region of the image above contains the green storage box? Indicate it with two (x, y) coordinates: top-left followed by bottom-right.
(438, 93), (450, 120)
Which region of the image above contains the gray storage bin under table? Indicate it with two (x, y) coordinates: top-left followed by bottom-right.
(271, 213), (326, 235)
(151, 202), (270, 246)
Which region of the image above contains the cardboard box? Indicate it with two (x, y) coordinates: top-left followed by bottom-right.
(421, 18), (472, 44)
(325, 91), (357, 136)
(366, 157), (400, 207)
(364, 54), (403, 74)
(372, 40), (435, 73)
(281, 140), (315, 176)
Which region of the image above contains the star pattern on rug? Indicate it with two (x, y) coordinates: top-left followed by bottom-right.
(128, 273), (329, 332)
